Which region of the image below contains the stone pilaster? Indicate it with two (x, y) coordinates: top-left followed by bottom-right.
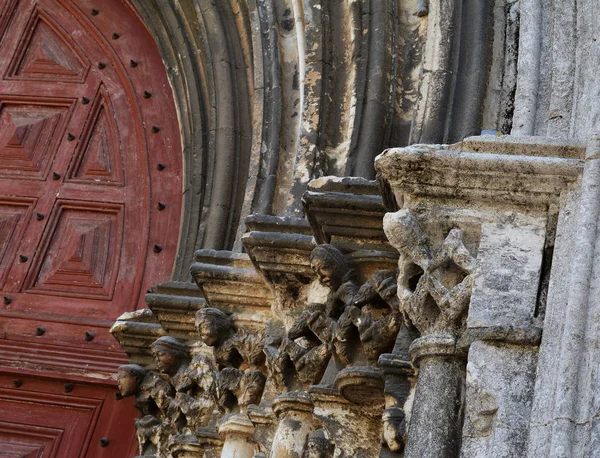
(377, 135), (584, 458)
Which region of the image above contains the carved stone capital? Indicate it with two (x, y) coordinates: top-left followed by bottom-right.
(409, 332), (460, 367)
(218, 414), (255, 440)
(272, 391), (314, 418)
(218, 414), (257, 458)
(377, 353), (414, 377)
(384, 209), (476, 336)
(334, 366), (385, 408)
(168, 434), (205, 458)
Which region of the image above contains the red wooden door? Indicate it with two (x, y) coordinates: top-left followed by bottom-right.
(0, 0), (183, 456)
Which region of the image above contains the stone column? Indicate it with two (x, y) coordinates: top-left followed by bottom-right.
(219, 414), (256, 458)
(247, 405), (276, 454)
(271, 392), (315, 458)
(383, 209), (477, 458)
(404, 333), (465, 458)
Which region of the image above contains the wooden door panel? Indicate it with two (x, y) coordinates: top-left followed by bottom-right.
(23, 200), (123, 299)
(0, 0), (184, 453)
(67, 85), (124, 185)
(0, 389), (101, 457)
(0, 0), (185, 329)
(0, 198), (35, 289)
(6, 6), (90, 83)
(0, 1), (19, 45)
(0, 422), (63, 457)
(0, 97), (75, 180)
(0, 373), (140, 458)
(0, 0), (164, 324)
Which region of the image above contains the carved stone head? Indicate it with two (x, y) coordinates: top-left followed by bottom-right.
(304, 429), (334, 458)
(309, 244), (352, 290)
(117, 364), (146, 397)
(382, 406), (406, 452)
(195, 307), (233, 347)
(150, 336), (190, 376)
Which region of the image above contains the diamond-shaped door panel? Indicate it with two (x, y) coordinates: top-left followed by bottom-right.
(7, 8), (89, 83)
(68, 87), (124, 185)
(0, 99), (73, 179)
(0, 421), (62, 458)
(0, 198), (35, 288)
(25, 201), (123, 299)
(0, 0), (18, 44)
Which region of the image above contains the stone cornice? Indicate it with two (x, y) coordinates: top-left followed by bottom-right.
(110, 309), (166, 366)
(190, 250), (273, 329)
(145, 282), (207, 340)
(375, 136), (584, 207)
(303, 176), (395, 254)
(241, 215), (316, 288)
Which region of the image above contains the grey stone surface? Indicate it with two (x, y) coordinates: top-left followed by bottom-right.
(461, 342), (538, 458)
(468, 221), (546, 328)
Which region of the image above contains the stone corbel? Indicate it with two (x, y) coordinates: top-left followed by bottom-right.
(145, 282), (207, 341)
(190, 249), (273, 330)
(302, 176), (398, 278)
(241, 215), (318, 326)
(110, 309), (167, 366)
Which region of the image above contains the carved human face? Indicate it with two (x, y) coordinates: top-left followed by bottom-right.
(197, 318), (219, 346)
(117, 372), (139, 397)
(152, 348), (180, 375)
(310, 258), (342, 290)
(383, 419), (404, 452)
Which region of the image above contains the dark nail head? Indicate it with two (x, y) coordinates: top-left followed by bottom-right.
(3, 296), (12, 305)
(36, 327), (45, 336)
(153, 244), (163, 253)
